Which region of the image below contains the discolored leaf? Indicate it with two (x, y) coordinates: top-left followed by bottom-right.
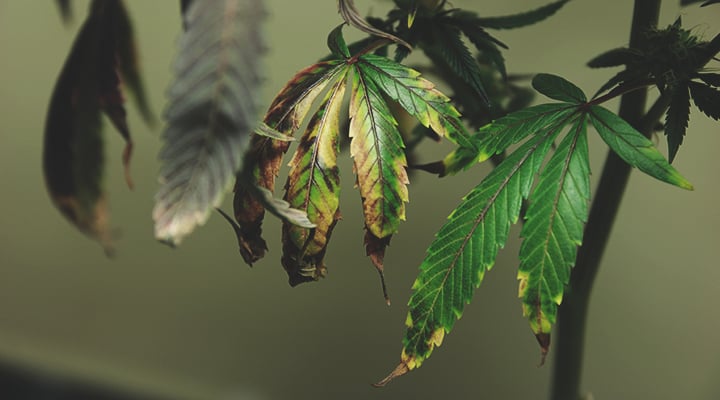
(357, 54), (476, 150)
(589, 106), (693, 189)
(44, 0), (150, 253)
(664, 85), (691, 162)
(233, 61), (347, 265)
(518, 116), (591, 361)
(377, 127), (562, 386)
(282, 68), (348, 285)
(154, 0), (266, 246)
(349, 64), (409, 276)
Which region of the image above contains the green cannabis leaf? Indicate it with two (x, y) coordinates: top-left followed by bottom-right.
(378, 74), (693, 385)
(153, 0), (265, 246)
(44, 0), (152, 254)
(588, 17), (720, 161)
(517, 116), (590, 361)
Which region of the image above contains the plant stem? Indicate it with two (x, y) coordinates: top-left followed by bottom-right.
(549, 1), (662, 399)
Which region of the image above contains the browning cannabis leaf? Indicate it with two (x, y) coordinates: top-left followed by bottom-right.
(232, 26), (474, 297)
(44, 0), (152, 254)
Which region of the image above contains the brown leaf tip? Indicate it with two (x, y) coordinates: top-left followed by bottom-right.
(535, 332), (551, 367)
(373, 362), (410, 388)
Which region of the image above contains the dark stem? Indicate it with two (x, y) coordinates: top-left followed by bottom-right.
(549, 1), (662, 400)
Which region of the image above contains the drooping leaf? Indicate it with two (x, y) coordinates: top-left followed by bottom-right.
(337, 0), (412, 49)
(518, 116), (590, 361)
(233, 61), (347, 265)
(282, 68), (348, 285)
(349, 64), (409, 277)
(664, 85), (691, 162)
(702, 1), (720, 6)
(376, 126), (562, 386)
(154, 0), (265, 246)
(112, 2), (155, 126)
(589, 106), (694, 189)
(689, 81), (720, 120)
(532, 73), (587, 104)
(356, 54), (476, 150)
(44, 0), (149, 253)
(473, 0), (570, 30)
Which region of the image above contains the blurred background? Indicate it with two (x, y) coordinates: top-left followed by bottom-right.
(1, 0), (719, 399)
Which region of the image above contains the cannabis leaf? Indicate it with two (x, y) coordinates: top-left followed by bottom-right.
(517, 116), (590, 361)
(233, 61), (347, 265)
(377, 74), (693, 385)
(44, 0), (152, 254)
(588, 17), (720, 161)
(282, 68), (348, 285)
(233, 26), (471, 291)
(153, 0), (265, 246)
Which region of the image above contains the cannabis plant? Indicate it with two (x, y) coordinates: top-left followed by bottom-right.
(41, 0), (720, 398)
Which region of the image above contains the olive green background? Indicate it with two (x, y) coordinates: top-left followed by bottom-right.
(1, 1), (719, 399)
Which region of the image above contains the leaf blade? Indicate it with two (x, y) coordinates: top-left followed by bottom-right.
(589, 106), (693, 190)
(378, 126), (563, 385)
(282, 68), (348, 285)
(349, 64), (409, 253)
(233, 61), (347, 265)
(518, 116), (591, 359)
(153, 0), (266, 245)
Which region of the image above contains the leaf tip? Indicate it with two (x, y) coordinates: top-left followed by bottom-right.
(373, 361), (410, 388)
(535, 332), (551, 366)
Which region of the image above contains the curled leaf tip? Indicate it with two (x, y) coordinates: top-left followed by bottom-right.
(337, 0), (412, 50)
(373, 362), (410, 388)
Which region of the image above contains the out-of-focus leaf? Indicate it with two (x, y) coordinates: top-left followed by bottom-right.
(532, 73), (587, 104)
(664, 85), (691, 162)
(233, 61), (346, 265)
(56, 0), (72, 24)
(473, 0), (570, 30)
(518, 116), (591, 361)
(154, 0), (265, 246)
(112, 2), (155, 126)
(282, 69), (347, 286)
(423, 22), (489, 103)
(689, 81), (720, 120)
(337, 0), (411, 49)
(589, 106), (694, 189)
(44, 0), (150, 253)
(587, 47), (639, 68)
